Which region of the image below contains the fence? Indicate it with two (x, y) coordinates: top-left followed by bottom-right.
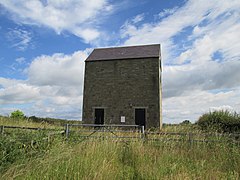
(0, 125), (64, 142)
(65, 124), (145, 141)
(0, 125), (44, 134)
(64, 124), (240, 144)
(146, 131), (240, 144)
(1, 124), (240, 144)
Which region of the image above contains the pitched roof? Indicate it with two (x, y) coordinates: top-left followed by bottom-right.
(85, 44), (160, 61)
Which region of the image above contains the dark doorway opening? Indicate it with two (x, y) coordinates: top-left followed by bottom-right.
(135, 108), (146, 127)
(95, 108), (104, 124)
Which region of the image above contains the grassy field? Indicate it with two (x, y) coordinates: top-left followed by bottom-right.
(0, 117), (240, 179)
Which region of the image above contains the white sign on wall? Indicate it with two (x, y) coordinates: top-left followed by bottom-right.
(121, 116), (125, 123)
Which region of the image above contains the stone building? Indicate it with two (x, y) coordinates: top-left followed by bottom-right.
(82, 44), (162, 129)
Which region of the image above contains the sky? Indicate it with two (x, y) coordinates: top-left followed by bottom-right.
(0, 0), (240, 123)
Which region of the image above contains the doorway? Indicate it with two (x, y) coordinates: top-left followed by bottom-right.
(94, 108), (104, 124)
(135, 108), (146, 127)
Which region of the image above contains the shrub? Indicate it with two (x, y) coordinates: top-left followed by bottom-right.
(180, 120), (191, 125)
(10, 110), (25, 119)
(196, 110), (240, 133)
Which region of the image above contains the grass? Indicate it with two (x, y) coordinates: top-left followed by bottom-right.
(0, 117), (240, 179)
(0, 116), (57, 129)
(0, 115), (81, 129)
(1, 140), (239, 179)
(162, 124), (200, 133)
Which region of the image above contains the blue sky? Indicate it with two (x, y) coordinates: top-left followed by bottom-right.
(0, 0), (240, 123)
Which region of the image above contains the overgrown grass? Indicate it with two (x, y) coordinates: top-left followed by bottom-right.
(0, 116), (66, 174)
(0, 115), (81, 129)
(0, 116), (56, 129)
(1, 117), (240, 179)
(0, 127), (60, 173)
(162, 123), (200, 133)
(1, 139), (239, 179)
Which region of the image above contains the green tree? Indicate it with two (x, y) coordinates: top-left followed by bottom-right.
(180, 120), (191, 125)
(10, 110), (25, 119)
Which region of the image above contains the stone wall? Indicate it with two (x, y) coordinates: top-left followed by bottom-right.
(82, 57), (162, 129)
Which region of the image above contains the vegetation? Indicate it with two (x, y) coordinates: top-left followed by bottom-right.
(0, 115), (240, 179)
(0, 116), (61, 130)
(28, 116), (81, 126)
(180, 120), (191, 125)
(197, 110), (240, 133)
(0, 129), (51, 173)
(162, 123), (197, 133)
(0, 115), (80, 128)
(1, 134), (239, 179)
(10, 110), (25, 119)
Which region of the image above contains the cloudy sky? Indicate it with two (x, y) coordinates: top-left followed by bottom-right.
(0, 0), (240, 123)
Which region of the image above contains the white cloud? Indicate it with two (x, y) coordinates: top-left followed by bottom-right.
(120, 0), (240, 123)
(120, 0), (240, 63)
(163, 89), (240, 123)
(27, 50), (89, 86)
(15, 57), (26, 64)
(0, 49), (89, 119)
(132, 14), (145, 24)
(0, 83), (40, 104)
(1, 0), (240, 123)
(158, 7), (178, 18)
(6, 28), (32, 51)
(72, 28), (100, 43)
(0, 0), (113, 42)
(0, 77), (24, 87)
(209, 105), (234, 112)
(163, 60), (240, 99)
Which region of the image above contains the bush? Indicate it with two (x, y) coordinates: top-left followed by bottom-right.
(10, 110), (25, 119)
(196, 110), (240, 133)
(180, 120), (191, 125)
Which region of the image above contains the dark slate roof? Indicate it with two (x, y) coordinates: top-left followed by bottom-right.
(85, 44), (160, 61)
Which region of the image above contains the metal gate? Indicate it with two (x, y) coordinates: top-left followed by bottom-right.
(65, 124), (145, 141)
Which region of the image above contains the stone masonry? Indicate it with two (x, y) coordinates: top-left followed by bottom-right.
(82, 44), (162, 129)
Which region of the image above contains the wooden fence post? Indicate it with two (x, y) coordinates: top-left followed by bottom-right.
(65, 124), (69, 140)
(0, 126), (4, 135)
(141, 126), (145, 140)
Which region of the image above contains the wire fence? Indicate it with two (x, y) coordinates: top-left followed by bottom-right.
(1, 124), (240, 145)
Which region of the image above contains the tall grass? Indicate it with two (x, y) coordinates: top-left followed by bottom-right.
(0, 115), (80, 129)
(0, 116), (56, 129)
(162, 123), (200, 133)
(1, 138), (239, 179)
(1, 117), (240, 179)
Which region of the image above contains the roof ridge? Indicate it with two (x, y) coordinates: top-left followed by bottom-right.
(94, 44), (160, 50)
